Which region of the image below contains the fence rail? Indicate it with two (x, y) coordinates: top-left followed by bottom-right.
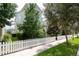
(0, 35), (73, 56)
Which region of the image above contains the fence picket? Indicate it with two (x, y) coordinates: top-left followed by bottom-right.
(2, 42), (4, 55)
(0, 43), (1, 55)
(8, 43), (10, 53)
(5, 42), (7, 54)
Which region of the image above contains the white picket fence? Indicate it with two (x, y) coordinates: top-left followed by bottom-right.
(0, 35), (73, 56)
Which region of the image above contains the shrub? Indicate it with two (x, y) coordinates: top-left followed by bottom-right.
(16, 33), (23, 40)
(3, 33), (12, 42)
(11, 37), (17, 41)
(36, 29), (47, 38)
(3, 33), (17, 42)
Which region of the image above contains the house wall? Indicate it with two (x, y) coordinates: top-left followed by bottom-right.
(15, 4), (30, 25)
(15, 10), (25, 25)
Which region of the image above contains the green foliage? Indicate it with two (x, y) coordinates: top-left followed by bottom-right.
(11, 37), (17, 42)
(18, 4), (46, 39)
(0, 3), (17, 27)
(16, 33), (23, 40)
(0, 3), (17, 40)
(69, 37), (79, 44)
(36, 29), (46, 38)
(3, 33), (12, 42)
(3, 33), (17, 42)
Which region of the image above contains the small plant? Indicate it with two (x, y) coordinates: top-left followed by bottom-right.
(16, 33), (22, 40)
(36, 29), (47, 38)
(3, 33), (12, 42)
(11, 37), (17, 42)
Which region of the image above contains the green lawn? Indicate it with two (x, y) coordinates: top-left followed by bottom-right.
(35, 37), (79, 56)
(69, 37), (79, 44)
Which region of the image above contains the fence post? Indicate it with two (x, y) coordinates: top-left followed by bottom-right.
(15, 42), (17, 52)
(10, 42), (12, 53)
(19, 41), (22, 50)
(0, 42), (1, 55)
(12, 42), (13, 53)
(5, 42), (7, 54)
(2, 42), (5, 55)
(25, 40), (27, 49)
(14, 42), (16, 52)
(7, 42), (9, 54)
(16, 41), (18, 51)
(22, 40), (23, 50)
(17, 41), (19, 51)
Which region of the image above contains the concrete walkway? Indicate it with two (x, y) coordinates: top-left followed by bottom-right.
(4, 39), (66, 56)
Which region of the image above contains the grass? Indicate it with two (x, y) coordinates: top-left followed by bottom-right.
(69, 37), (79, 44)
(35, 37), (79, 56)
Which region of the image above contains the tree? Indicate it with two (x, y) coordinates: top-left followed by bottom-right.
(54, 4), (75, 44)
(55, 4), (72, 44)
(44, 3), (79, 45)
(44, 4), (60, 40)
(18, 4), (45, 39)
(55, 4), (79, 44)
(69, 4), (79, 38)
(0, 3), (17, 40)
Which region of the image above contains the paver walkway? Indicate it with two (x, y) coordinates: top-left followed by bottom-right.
(4, 38), (66, 56)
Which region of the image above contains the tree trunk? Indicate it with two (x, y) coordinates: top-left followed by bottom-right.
(77, 32), (79, 38)
(55, 34), (58, 40)
(72, 34), (74, 40)
(65, 34), (69, 45)
(0, 27), (2, 41)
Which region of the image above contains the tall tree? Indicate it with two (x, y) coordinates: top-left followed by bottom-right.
(54, 3), (79, 45)
(66, 4), (79, 39)
(69, 4), (79, 38)
(44, 4), (60, 40)
(18, 4), (45, 39)
(0, 3), (17, 40)
(44, 3), (79, 45)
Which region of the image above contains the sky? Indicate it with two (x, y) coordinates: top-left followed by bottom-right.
(16, 3), (45, 12)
